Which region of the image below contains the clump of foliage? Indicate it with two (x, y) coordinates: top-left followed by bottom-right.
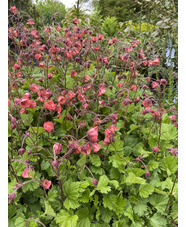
(8, 5), (178, 227)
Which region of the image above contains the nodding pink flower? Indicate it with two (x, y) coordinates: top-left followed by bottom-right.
(22, 168), (30, 178)
(130, 85), (137, 91)
(103, 57), (108, 65)
(125, 47), (133, 53)
(153, 146), (159, 154)
(27, 19), (35, 25)
(8, 192), (16, 204)
(43, 122), (54, 133)
(68, 140), (81, 154)
(42, 179), (52, 189)
(10, 6), (17, 14)
(171, 148), (178, 156)
(132, 40), (139, 47)
(145, 171), (150, 179)
(35, 54), (42, 61)
(91, 143), (101, 153)
(99, 100), (105, 106)
(152, 82), (159, 89)
(8, 99), (10, 106)
(29, 100), (37, 109)
(142, 98), (152, 108)
(108, 40), (113, 45)
(39, 62), (45, 68)
(20, 97), (31, 108)
(117, 82), (123, 88)
(122, 98), (132, 106)
(47, 73), (53, 79)
(58, 96), (66, 105)
(13, 64), (20, 70)
(169, 115), (177, 123)
(44, 100), (56, 111)
(80, 143), (91, 155)
(160, 79), (167, 85)
(16, 72), (22, 77)
(30, 84), (39, 93)
(148, 60), (153, 67)
(112, 37), (117, 43)
(93, 46), (100, 51)
(87, 126), (99, 142)
(52, 160), (58, 170)
(70, 70), (77, 77)
(98, 33), (104, 40)
(152, 58), (160, 65)
(20, 108), (27, 114)
(56, 26), (61, 31)
(134, 96), (140, 103)
(92, 36), (98, 42)
(67, 91), (76, 100)
(110, 114), (118, 123)
(78, 92), (86, 102)
(143, 60), (148, 66)
(45, 26), (51, 33)
(98, 83), (106, 96)
(73, 18), (79, 24)
(174, 122), (178, 128)
(84, 76), (90, 83)
(84, 103), (89, 109)
(53, 143), (62, 155)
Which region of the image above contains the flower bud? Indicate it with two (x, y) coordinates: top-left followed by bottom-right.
(145, 171), (150, 179)
(18, 148), (25, 156)
(92, 178), (98, 186)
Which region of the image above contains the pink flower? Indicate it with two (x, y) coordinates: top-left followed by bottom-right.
(98, 33), (104, 40)
(169, 115), (177, 123)
(87, 126), (99, 142)
(22, 168), (30, 178)
(84, 76), (90, 82)
(35, 54), (42, 61)
(91, 143), (101, 153)
(39, 63), (45, 68)
(130, 85), (137, 91)
(53, 143), (62, 155)
(92, 36), (98, 42)
(20, 97), (31, 108)
(44, 100), (56, 111)
(98, 83), (106, 96)
(152, 58), (160, 65)
(68, 91), (76, 100)
(58, 96), (66, 105)
(10, 6), (17, 14)
(112, 37), (117, 43)
(73, 18), (79, 24)
(13, 64), (20, 70)
(78, 92), (86, 102)
(152, 82), (159, 89)
(117, 83), (123, 88)
(43, 122), (54, 133)
(70, 70), (77, 77)
(108, 40), (113, 45)
(42, 179), (52, 189)
(27, 19), (35, 25)
(153, 147), (159, 154)
(122, 98), (132, 106)
(30, 84), (39, 93)
(80, 143), (91, 155)
(142, 98), (152, 108)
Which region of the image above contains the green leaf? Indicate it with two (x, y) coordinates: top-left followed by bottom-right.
(125, 172), (146, 184)
(44, 201), (56, 217)
(20, 113), (33, 126)
(22, 180), (40, 193)
(103, 194), (117, 210)
(79, 189), (90, 203)
(160, 156), (178, 175)
(115, 194), (126, 212)
(76, 208), (92, 227)
(149, 194), (169, 214)
(29, 127), (45, 136)
(55, 210), (78, 227)
(148, 160), (159, 171)
(76, 155), (86, 167)
(100, 207), (113, 223)
(150, 214), (167, 227)
(91, 155), (101, 167)
(96, 175), (111, 194)
(124, 205), (135, 224)
(15, 216), (25, 227)
(139, 183), (154, 198)
(161, 123), (177, 141)
(133, 201), (148, 216)
(63, 180), (80, 210)
(109, 135), (124, 152)
(109, 180), (119, 189)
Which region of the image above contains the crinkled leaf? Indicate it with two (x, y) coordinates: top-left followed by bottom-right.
(124, 205), (135, 223)
(125, 172), (146, 184)
(149, 194), (169, 214)
(150, 214), (167, 227)
(139, 183), (154, 198)
(91, 154), (101, 167)
(96, 175), (111, 194)
(55, 210), (78, 227)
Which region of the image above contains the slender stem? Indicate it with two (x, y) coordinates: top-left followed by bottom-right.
(26, 219), (46, 227)
(165, 171), (178, 211)
(143, 120), (157, 148)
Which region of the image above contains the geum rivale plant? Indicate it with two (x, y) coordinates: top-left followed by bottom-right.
(8, 6), (178, 227)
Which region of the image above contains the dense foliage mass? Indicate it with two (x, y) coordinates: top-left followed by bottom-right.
(8, 2), (178, 227)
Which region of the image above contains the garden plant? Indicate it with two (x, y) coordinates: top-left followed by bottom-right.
(8, 4), (178, 227)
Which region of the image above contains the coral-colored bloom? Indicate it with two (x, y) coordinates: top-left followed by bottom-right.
(35, 54), (42, 61)
(10, 6), (17, 14)
(27, 19), (35, 25)
(30, 84), (39, 93)
(123, 98), (132, 106)
(98, 33), (104, 40)
(44, 100), (56, 111)
(92, 36), (98, 42)
(153, 146), (159, 154)
(39, 63), (45, 68)
(78, 92), (85, 102)
(84, 76), (90, 83)
(87, 126), (99, 142)
(80, 143), (91, 155)
(169, 115), (177, 123)
(70, 70), (77, 77)
(142, 98), (152, 108)
(20, 97), (31, 108)
(152, 82), (159, 89)
(112, 37), (117, 43)
(130, 85), (137, 91)
(42, 179), (51, 189)
(73, 18), (79, 24)
(68, 91), (76, 100)
(58, 96), (66, 105)
(152, 58), (160, 65)
(91, 143), (101, 153)
(29, 100), (36, 109)
(108, 40), (113, 45)
(43, 122), (54, 133)
(13, 64), (20, 70)
(22, 168), (30, 178)
(98, 83), (106, 96)
(117, 83), (123, 88)
(53, 143), (62, 155)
